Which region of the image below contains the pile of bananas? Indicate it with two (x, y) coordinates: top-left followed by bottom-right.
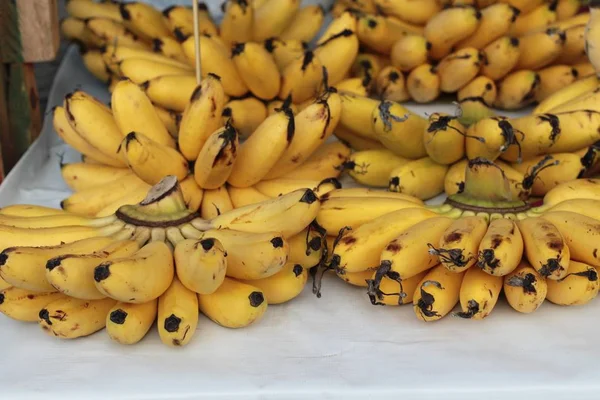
(317, 160), (600, 321)
(0, 176), (326, 345)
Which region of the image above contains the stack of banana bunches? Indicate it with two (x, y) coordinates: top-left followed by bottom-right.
(0, 0), (599, 349)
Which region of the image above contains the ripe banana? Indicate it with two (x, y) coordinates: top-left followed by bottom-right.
(60, 17), (104, 48)
(162, 4), (217, 39)
(232, 42), (281, 100)
(314, 29), (360, 85)
(222, 97), (267, 139)
(0, 288), (65, 322)
(142, 75), (197, 113)
(356, 14), (398, 55)
(477, 218), (523, 276)
(389, 157), (449, 200)
(39, 296), (116, 339)
(542, 178), (600, 207)
(424, 113), (467, 165)
(424, 5), (482, 60)
(503, 260), (547, 313)
(61, 163), (131, 192)
(371, 101), (428, 159)
(66, 0), (122, 22)
(220, 0), (253, 45)
(413, 264), (465, 322)
(516, 28), (566, 70)
(252, 0), (300, 41)
(239, 262), (307, 305)
(227, 185), (271, 208)
(119, 2), (170, 41)
(339, 93), (380, 139)
(279, 51), (323, 104)
(0, 205), (67, 217)
(456, 3), (520, 50)
(431, 216), (489, 273)
(512, 153), (585, 196)
(334, 77), (368, 96)
(253, 178), (339, 199)
(280, 5), (324, 42)
(536, 65), (579, 102)
(457, 76), (497, 106)
(200, 186), (233, 219)
(406, 64), (441, 103)
(345, 149), (408, 187)
(82, 50), (110, 83)
(85, 18), (147, 50)
(152, 36), (188, 63)
(375, 0), (440, 25)
(375, 66), (409, 103)
(334, 126), (384, 151)
(390, 35), (430, 72)
(194, 124), (239, 190)
(494, 70), (540, 110)
(455, 266), (503, 319)
(480, 36), (520, 81)
(173, 235), (227, 295)
(198, 277), (267, 328)
(556, 24), (587, 64)
(437, 47), (483, 93)
(264, 38), (306, 72)
(157, 276), (198, 347)
(510, 1), (558, 36)
(279, 141), (350, 181)
(106, 299), (157, 345)
(288, 224), (325, 269)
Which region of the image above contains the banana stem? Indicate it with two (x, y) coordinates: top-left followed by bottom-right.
(190, 218), (212, 231)
(150, 228), (166, 242)
(100, 220), (126, 236)
(89, 214), (118, 227)
(133, 227), (151, 246)
(110, 224), (137, 241)
(166, 227), (185, 247)
(179, 223), (203, 239)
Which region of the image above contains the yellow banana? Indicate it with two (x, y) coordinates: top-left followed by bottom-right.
(252, 0), (300, 41)
(512, 153), (585, 196)
(227, 105), (294, 187)
(118, 58), (193, 85)
(153, 105), (179, 138)
(345, 149), (409, 187)
(375, 66), (409, 102)
(456, 97), (497, 126)
(0, 276), (10, 290)
(314, 29), (360, 85)
(457, 76), (497, 106)
(541, 178), (600, 207)
(444, 159), (469, 195)
(200, 186), (233, 220)
(60, 17), (104, 48)
(510, 1), (558, 36)
(457, 3), (521, 50)
(181, 34), (248, 97)
(85, 18), (147, 50)
(455, 267), (503, 319)
(66, 0), (122, 21)
(367, 269), (427, 306)
(239, 262), (307, 305)
(374, 0), (440, 25)
(227, 185), (271, 208)
(162, 4), (217, 39)
(494, 70), (540, 110)
(477, 218), (523, 276)
(82, 50), (110, 83)
(118, 1), (170, 41)
(194, 124), (238, 190)
(288, 224), (325, 268)
(431, 216), (489, 273)
(0, 288), (65, 322)
(503, 260), (547, 313)
(91, 241), (172, 305)
(64, 91), (124, 164)
(39, 296), (116, 339)
(557, 0), (582, 20)
(334, 126), (384, 150)
(338, 269), (372, 287)
(497, 0), (543, 14)
(384, 15), (424, 36)
(541, 211), (600, 268)
(222, 97), (267, 139)
(264, 38), (306, 72)
(390, 35), (430, 73)
(253, 178), (339, 199)
(102, 45), (192, 72)
(198, 277), (267, 328)
(389, 157), (449, 200)
(555, 24), (587, 64)
(516, 28), (566, 70)
(546, 85), (600, 113)
(536, 65), (579, 102)
(0, 205), (67, 218)
(480, 36), (520, 80)
(232, 42), (281, 100)
(424, 5), (482, 60)
(424, 113), (467, 165)
(413, 264), (465, 322)
(535, 198), (600, 220)
(280, 5), (324, 42)
(585, 5), (600, 76)
(94, 185), (154, 218)
(279, 141), (350, 181)
(546, 260), (598, 306)
(339, 93), (380, 139)
(406, 63), (441, 103)
(267, 99), (299, 116)
(331, 207), (438, 274)
(178, 74), (226, 161)
(219, 0), (253, 45)
(142, 75), (196, 113)
(334, 77), (369, 96)
(437, 47), (483, 93)
(61, 163), (131, 192)
(157, 276), (198, 347)
(356, 14), (399, 55)
(111, 79), (175, 148)
(152, 36), (188, 63)
(279, 51), (324, 104)
(106, 299), (157, 345)
(371, 101), (428, 158)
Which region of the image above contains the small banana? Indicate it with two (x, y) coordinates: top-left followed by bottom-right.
(423, 113), (467, 165)
(389, 157), (449, 200)
(39, 296), (116, 339)
(222, 97), (268, 138)
(60, 17), (104, 48)
(280, 141), (350, 181)
(516, 28), (566, 71)
(374, 0), (440, 25)
(546, 261), (599, 306)
(220, 0), (253, 45)
(356, 14), (398, 55)
(239, 262), (308, 305)
(173, 235), (227, 295)
(494, 70), (540, 110)
(142, 75), (197, 113)
(200, 186), (234, 220)
(61, 163), (131, 192)
(314, 29), (360, 85)
(431, 216), (489, 273)
(194, 123), (239, 190)
(375, 66), (409, 103)
(512, 153), (585, 196)
(0, 288), (65, 322)
(157, 277), (198, 347)
(106, 300), (157, 345)
(339, 93), (380, 139)
(264, 38), (306, 72)
(82, 50), (110, 83)
(536, 65), (579, 102)
(232, 42), (281, 100)
(424, 5), (482, 60)
(477, 218), (523, 276)
(412, 264), (465, 322)
(334, 126), (384, 151)
(390, 35), (431, 72)
(252, 0), (300, 41)
(510, 1), (558, 36)
(227, 185), (271, 208)
(556, 24), (587, 64)
(345, 149), (409, 187)
(119, 2), (170, 41)
(280, 5), (324, 42)
(279, 51), (324, 104)
(437, 47), (483, 93)
(152, 36), (188, 63)
(455, 266), (503, 319)
(457, 76), (497, 106)
(406, 64), (441, 103)
(85, 17), (147, 50)
(66, 0), (122, 21)
(456, 3), (520, 50)
(503, 260), (547, 313)
(480, 36), (520, 81)
(162, 4), (217, 39)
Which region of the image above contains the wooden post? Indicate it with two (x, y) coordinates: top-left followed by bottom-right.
(0, 0), (59, 177)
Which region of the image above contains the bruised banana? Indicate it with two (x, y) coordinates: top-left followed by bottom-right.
(455, 267), (503, 319)
(0, 288), (65, 322)
(413, 264), (465, 322)
(477, 218), (523, 276)
(39, 297), (117, 339)
(423, 113), (467, 165)
(194, 123), (239, 190)
(546, 261), (599, 306)
(345, 149), (409, 187)
(157, 276), (198, 347)
(503, 260), (547, 313)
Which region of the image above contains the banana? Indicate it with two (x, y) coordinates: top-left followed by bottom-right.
(181, 34), (248, 97)
(546, 260), (599, 306)
(232, 42), (281, 100)
(85, 18), (147, 50)
(555, 24), (587, 64)
(252, 0), (300, 41)
(334, 126), (384, 150)
(82, 50), (110, 82)
(546, 86), (600, 113)
(316, 196), (425, 234)
(64, 91), (125, 164)
(457, 76), (497, 106)
(323, 188), (424, 203)
(219, 0), (253, 45)
(424, 5), (482, 60)
(60, 17), (104, 48)
(541, 211), (600, 268)
(368, 270), (427, 306)
(536, 65), (579, 102)
(345, 149), (409, 187)
(384, 15), (424, 36)
(119, 132), (188, 185)
(0, 288), (65, 321)
(162, 4), (217, 39)
(517, 217), (569, 280)
(316, 10), (357, 45)
(406, 63), (441, 103)
(480, 36), (520, 81)
(288, 224), (325, 268)
(253, 178), (340, 199)
(227, 105), (294, 187)
(227, 185), (271, 208)
(503, 260), (547, 313)
(412, 264), (465, 322)
(356, 14), (399, 55)
(536, 198), (600, 220)
(585, 5), (600, 76)
(61, 163), (131, 192)
(372, 101), (428, 159)
(331, 207), (438, 274)
(267, 99), (299, 115)
(39, 296), (116, 339)
(142, 75), (196, 113)
(198, 278), (267, 328)
(557, 0), (582, 20)
(279, 51), (323, 104)
(456, 97), (497, 126)
(494, 70), (540, 110)
(106, 299), (157, 345)
(119, 59), (193, 85)
(0, 276), (11, 291)
(111, 79), (175, 148)
(424, 113), (467, 165)
(375, 66), (409, 102)
(389, 157), (449, 200)
(457, 3), (521, 50)
(376, 217), (454, 282)
(437, 47), (483, 93)
(153, 106), (180, 138)
(193, 124), (238, 190)
(374, 0), (441, 25)
(152, 36), (188, 63)
(455, 266), (503, 319)
(338, 269), (372, 287)
(431, 216), (489, 273)
(510, 1), (558, 36)
(265, 93), (341, 179)
(542, 178), (600, 207)
(199, 188), (320, 238)
(512, 153), (585, 196)
(93, 184), (153, 218)
(334, 77), (369, 96)
(45, 239), (142, 300)
(314, 29), (360, 85)
(390, 35), (430, 73)
(280, 5), (324, 42)
(574, 61), (595, 76)
(339, 93), (380, 139)
(200, 186), (233, 220)
(264, 38), (306, 72)
(93, 241), (174, 303)
(156, 276), (198, 347)
(444, 159), (469, 195)
(550, 11), (590, 30)
(66, 0), (122, 21)
(0, 204), (66, 217)
(222, 97), (267, 139)
(178, 75), (226, 161)
(119, 2), (170, 41)
(239, 262), (307, 305)
(477, 218), (523, 276)
(102, 45), (192, 72)
(280, 141), (350, 181)
(516, 28), (566, 71)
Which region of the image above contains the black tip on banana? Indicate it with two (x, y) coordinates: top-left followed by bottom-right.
(248, 292), (264, 307)
(417, 281), (443, 318)
(173, 28), (188, 43)
(301, 51), (314, 71)
(454, 300), (479, 319)
(0, 251), (7, 266)
(300, 189), (318, 204)
(270, 237), (284, 248)
(509, 37), (519, 47)
(164, 314), (182, 332)
(539, 258), (563, 278)
(46, 257), (65, 271)
(231, 42), (246, 57)
(222, 107), (232, 118)
(293, 265), (304, 277)
(506, 273), (537, 294)
(308, 237), (322, 253)
(94, 263), (111, 282)
(162, 5), (177, 16)
(318, 177), (342, 191)
(152, 39), (163, 53)
(509, 6), (520, 21)
(549, 0), (558, 12)
(200, 238), (215, 251)
(118, 4), (131, 20)
(263, 38), (275, 53)
(0, 293), (4, 305)
(39, 309), (51, 325)
(60, 200), (67, 210)
(110, 309), (128, 325)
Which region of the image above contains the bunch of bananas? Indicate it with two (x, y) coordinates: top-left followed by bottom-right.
(0, 176), (327, 345)
(315, 159), (600, 321)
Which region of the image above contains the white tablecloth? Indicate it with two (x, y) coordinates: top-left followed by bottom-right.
(1, 3), (596, 398)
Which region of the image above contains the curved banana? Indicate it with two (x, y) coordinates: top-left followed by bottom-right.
(424, 113), (467, 165)
(222, 97), (268, 138)
(220, 0), (253, 45)
(162, 4), (217, 39)
(477, 218), (523, 276)
(388, 157), (449, 200)
(85, 18), (147, 50)
(264, 38), (306, 72)
(536, 65), (579, 102)
(424, 5), (482, 60)
(406, 63), (441, 103)
(438, 47), (483, 93)
(345, 149), (409, 187)
(390, 35), (430, 73)
(60, 17), (104, 48)
(334, 126), (384, 150)
(66, 0), (122, 21)
(455, 267), (503, 319)
(374, 0), (440, 25)
(39, 296), (116, 339)
(339, 93), (380, 139)
(157, 276), (198, 347)
(555, 24), (587, 64)
(517, 217), (569, 280)
(279, 51), (323, 104)
(432, 216), (489, 273)
(119, 2), (170, 41)
(232, 42), (281, 100)
(142, 75), (197, 113)
(480, 36), (520, 81)
(371, 101), (428, 159)
(457, 76), (497, 106)
(61, 163), (131, 192)
(503, 260), (547, 313)
(314, 29), (360, 85)
(200, 186), (233, 220)
(512, 153), (585, 196)
(280, 5), (324, 42)
(534, 75), (598, 114)
(516, 28), (566, 71)
(194, 124), (238, 190)
(106, 299), (157, 345)
(413, 264), (465, 322)
(457, 3), (520, 50)
(546, 261), (599, 306)
(510, 1), (558, 36)
(152, 36), (188, 63)
(82, 50), (110, 83)
(280, 141), (350, 181)
(494, 70), (540, 110)
(252, 0), (300, 41)
(0, 288), (65, 322)
(239, 262), (308, 305)
(542, 178), (600, 207)
(0, 204), (66, 217)
(253, 178), (339, 199)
